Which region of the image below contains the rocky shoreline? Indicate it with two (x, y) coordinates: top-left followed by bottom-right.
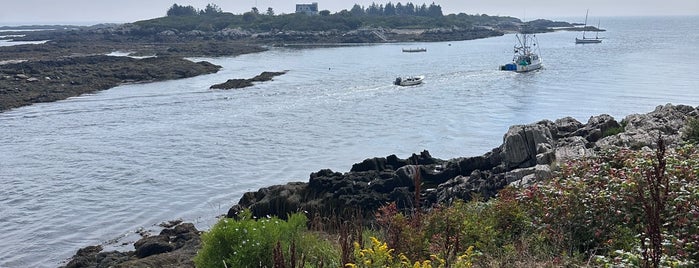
(0, 55), (221, 112)
(62, 103), (698, 268)
(0, 34), (271, 112)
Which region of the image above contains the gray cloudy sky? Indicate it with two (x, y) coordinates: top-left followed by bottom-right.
(1, 0), (697, 25)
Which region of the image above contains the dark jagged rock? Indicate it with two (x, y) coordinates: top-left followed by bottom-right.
(64, 246), (105, 268)
(228, 104), (699, 223)
(62, 223), (200, 268)
(134, 235), (174, 258)
(210, 71), (287, 89)
(209, 78), (253, 89)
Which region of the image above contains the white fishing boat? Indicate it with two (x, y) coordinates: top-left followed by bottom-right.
(394, 75), (424, 86)
(500, 27), (542, 73)
(575, 9), (602, 44)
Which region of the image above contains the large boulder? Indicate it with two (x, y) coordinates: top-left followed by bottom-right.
(551, 117), (584, 138)
(571, 114), (620, 143)
(501, 122), (554, 169)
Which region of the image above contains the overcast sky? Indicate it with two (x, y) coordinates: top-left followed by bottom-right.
(1, 0), (697, 25)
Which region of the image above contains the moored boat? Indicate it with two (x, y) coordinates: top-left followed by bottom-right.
(394, 75), (424, 86)
(500, 26), (542, 73)
(402, 48), (427, 53)
(575, 9), (603, 44)
(575, 37), (602, 44)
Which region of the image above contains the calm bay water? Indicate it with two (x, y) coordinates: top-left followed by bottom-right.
(1, 16), (698, 267)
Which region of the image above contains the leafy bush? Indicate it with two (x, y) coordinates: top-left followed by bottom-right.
(682, 117), (699, 143)
(195, 143), (698, 268)
(602, 120), (628, 137)
(194, 210), (340, 268)
(374, 196), (532, 266)
(515, 143), (699, 266)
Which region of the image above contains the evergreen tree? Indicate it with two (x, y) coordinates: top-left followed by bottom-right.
(384, 2), (396, 16)
(417, 3), (428, 16)
(427, 2), (443, 17)
(350, 4), (365, 16)
(367, 2), (382, 16)
(166, 4), (198, 16)
(201, 3), (222, 15)
(395, 2), (404, 15)
(404, 2), (415, 16)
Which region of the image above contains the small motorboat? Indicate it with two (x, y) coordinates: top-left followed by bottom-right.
(402, 48), (427, 53)
(394, 75), (424, 86)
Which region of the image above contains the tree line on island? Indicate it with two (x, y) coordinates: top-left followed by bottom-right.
(167, 2), (444, 18)
(145, 2), (521, 33)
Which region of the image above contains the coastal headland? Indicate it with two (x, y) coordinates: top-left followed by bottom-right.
(61, 103), (698, 267)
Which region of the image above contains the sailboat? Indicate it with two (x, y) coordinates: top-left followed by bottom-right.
(500, 24), (542, 73)
(575, 9), (602, 44)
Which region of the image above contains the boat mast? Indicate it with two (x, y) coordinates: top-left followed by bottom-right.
(518, 21), (529, 54)
(582, 9), (589, 39)
(595, 19), (600, 39)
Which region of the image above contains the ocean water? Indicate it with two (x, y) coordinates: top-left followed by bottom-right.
(1, 16), (698, 267)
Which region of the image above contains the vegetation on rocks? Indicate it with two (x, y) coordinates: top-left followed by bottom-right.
(195, 140), (699, 267)
(683, 117), (699, 143)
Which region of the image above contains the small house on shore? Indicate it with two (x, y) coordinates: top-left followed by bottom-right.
(295, 2), (318, 15)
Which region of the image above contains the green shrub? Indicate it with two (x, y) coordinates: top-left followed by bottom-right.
(682, 117), (699, 143)
(195, 144), (699, 268)
(515, 144), (699, 266)
(194, 210), (340, 268)
(298, 231), (343, 267)
(424, 199), (499, 257)
(603, 119), (627, 137)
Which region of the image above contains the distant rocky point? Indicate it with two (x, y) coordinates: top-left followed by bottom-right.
(0, 56), (221, 112)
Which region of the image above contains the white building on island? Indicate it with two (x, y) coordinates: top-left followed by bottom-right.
(295, 2), (319, 15)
